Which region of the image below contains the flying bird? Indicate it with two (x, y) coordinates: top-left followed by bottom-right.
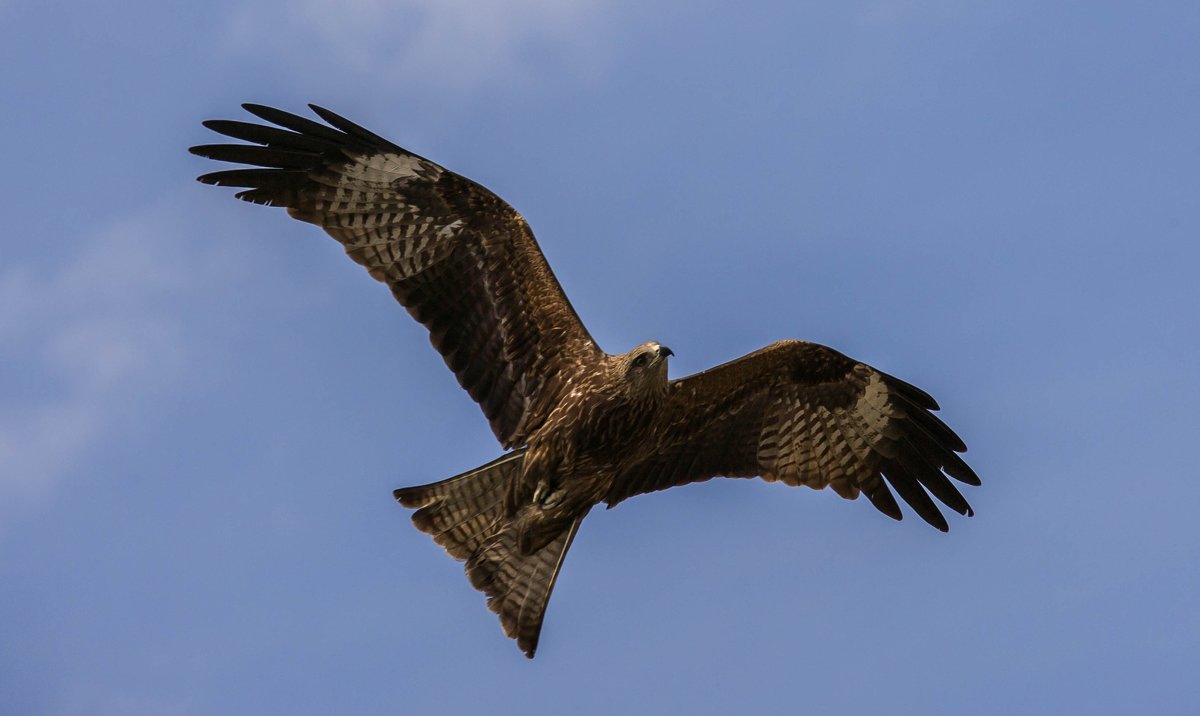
(191, 104), (980, 658)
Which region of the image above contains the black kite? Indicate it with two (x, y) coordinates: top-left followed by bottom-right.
(191, 105), (980, 657)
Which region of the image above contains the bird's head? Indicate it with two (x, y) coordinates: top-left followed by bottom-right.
(619, 341), (673, 395)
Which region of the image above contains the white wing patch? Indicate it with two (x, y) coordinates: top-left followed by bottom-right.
(853, 369), (898, 446)
(755, 365), (901, 493)
(292, 151), (470, 282)
(340, 150), (441, 184)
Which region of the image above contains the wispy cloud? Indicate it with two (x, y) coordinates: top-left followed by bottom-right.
(225, 0), (612, 94)
(0, 199), (242, 511)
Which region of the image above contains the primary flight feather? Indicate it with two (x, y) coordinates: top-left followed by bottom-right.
(192, 104), (980, 658)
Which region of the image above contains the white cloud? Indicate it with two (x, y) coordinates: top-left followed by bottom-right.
(225, 0), (611, 94)
(0, 199), (241, 509)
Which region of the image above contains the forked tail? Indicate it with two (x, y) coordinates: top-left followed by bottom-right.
(393, 449), (583, 657)
(394, 450), (523, 560)
(467, 515), (583, 657)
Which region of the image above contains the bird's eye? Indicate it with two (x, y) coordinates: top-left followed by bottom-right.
(632, 353), (650, 368)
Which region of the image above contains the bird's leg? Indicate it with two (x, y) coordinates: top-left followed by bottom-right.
(532, 475), (566, 507)
(531, 478), (552, 505)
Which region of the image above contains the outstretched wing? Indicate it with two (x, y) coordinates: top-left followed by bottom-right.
(191, 104), (602, 447)
(607, 340), (980, 531)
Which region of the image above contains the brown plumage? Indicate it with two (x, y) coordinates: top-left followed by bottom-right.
(192, 104), (981, 658)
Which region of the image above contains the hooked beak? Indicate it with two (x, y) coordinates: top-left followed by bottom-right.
(659, 345), (674, 358)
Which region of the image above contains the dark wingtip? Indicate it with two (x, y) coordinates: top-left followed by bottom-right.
(863, 479), (903, 522)
(882, 372), (941, 411)
(393, 486), (427, 508)
(944, 453), (982, 486)
(200, 119), (225, 132)
(308, 103), (403, 151)
(917, 502), (950, 532)
(239, 103), (276, 124)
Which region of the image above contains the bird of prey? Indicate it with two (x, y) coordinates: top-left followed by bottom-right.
(191, 104), (980, 658)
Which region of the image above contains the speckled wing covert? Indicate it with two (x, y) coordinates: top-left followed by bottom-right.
(608, 340), (980, 531)
(190, 104), (601, 448)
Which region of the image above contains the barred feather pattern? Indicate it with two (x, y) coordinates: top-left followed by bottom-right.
(466, 518), (583, 658)
(394, 451), (582, 656)
(191, 105), (983, 660)
(191, 104), (601, 447)
(394, 450), (526, 561)
(607, 341), (979, 531)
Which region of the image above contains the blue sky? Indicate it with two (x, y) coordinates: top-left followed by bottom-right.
(3, 1), (1198, 713)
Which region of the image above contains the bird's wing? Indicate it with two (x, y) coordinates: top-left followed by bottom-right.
(606, 340), (979, 531)
(191, 104), (602, 447)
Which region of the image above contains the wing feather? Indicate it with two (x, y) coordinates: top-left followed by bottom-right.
(191, 105), (602, 447)
(608, 340), (979, 531)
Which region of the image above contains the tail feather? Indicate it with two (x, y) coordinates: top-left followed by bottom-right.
(467, 516), (583, 658)
(394, 450), (524, 560)
(394, 450), (584, 656)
